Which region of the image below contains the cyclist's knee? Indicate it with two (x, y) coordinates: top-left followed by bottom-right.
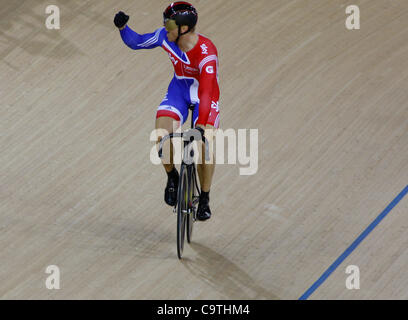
(155, 128), (171, 145)
(156, 116), (180, 131)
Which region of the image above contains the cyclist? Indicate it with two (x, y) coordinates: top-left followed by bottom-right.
(114, 2), (220, 221)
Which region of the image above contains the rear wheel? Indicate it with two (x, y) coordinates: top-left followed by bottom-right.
(177, 165), (188, 259)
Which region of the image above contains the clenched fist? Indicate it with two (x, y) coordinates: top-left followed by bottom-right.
(114, 11), (129, 29)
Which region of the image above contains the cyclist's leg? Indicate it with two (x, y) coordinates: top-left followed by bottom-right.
(156, 116), (178, 172)
(156, 78), (190, 206)
(193, 102), (219, 193)
(193, 100), (219, 220)
(156, 77), (189, 172)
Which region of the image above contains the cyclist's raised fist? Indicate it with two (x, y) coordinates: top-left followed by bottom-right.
(114, 11), (129, 29)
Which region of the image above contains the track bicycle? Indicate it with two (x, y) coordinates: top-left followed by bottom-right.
(158, 104), (210, 259)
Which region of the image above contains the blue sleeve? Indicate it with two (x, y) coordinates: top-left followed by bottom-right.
(119, 25), (165, 50)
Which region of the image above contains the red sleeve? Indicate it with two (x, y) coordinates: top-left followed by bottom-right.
(196, 59), (218, 127)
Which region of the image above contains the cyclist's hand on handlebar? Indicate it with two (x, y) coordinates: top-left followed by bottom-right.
(114, 11), (129, 29)
(195, 127), (205, 139)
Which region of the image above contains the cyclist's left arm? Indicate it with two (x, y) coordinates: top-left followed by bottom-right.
(196, 59), (218, 127)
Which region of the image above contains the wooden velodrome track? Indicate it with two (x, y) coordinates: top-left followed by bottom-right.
(1, 0), (407, 299)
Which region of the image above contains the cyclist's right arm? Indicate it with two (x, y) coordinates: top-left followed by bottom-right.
(119, 25), (165, 50)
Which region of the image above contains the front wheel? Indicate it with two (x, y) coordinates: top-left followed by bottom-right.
(177, 165), (188, 259)
(187, 164), (199, 243)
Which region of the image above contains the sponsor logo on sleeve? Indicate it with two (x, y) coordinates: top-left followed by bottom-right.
(206, 65), (214, 74)
(200, 44), (208, 55)
(211, 101), (219, 112)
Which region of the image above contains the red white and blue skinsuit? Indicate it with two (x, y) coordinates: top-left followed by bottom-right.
(120, 25), (220, 128)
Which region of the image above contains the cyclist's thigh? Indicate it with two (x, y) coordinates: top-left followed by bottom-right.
(156, 77), (190, 131)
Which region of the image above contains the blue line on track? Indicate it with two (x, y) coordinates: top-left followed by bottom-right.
(299, 185), (408, 300)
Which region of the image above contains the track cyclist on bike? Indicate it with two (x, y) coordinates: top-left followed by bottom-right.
(114, 2), (220, 221)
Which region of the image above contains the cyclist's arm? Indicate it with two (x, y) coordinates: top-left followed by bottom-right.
(196, 59), (218, 127)
(119, 25), (164, 50)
